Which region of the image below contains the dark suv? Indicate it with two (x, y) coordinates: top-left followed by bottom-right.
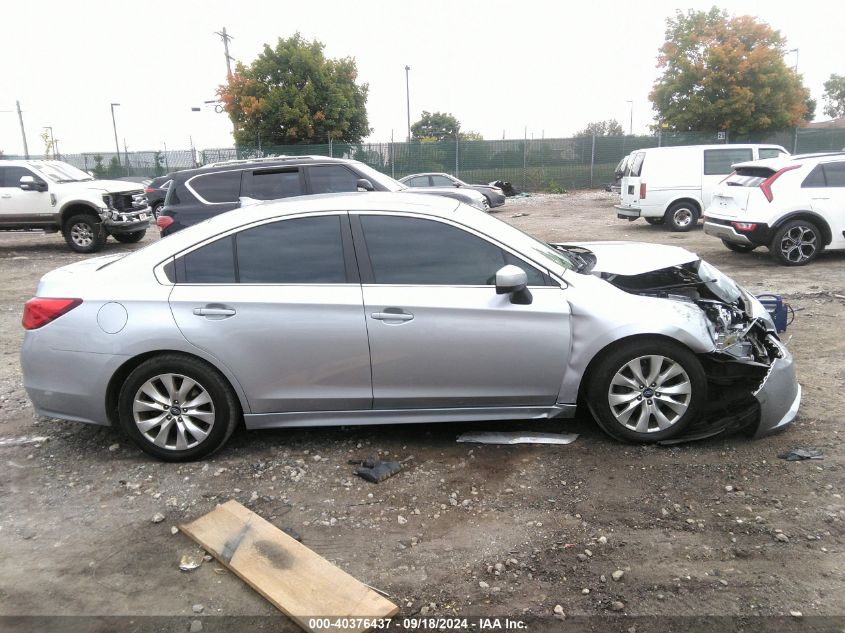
(157, 156), (487, 235)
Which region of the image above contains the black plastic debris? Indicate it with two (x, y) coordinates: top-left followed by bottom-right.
(352, 457), (404, 483)
(778, 448), (823, 461)
(281, 527), (303, 542)
(489, 180), (518, 197)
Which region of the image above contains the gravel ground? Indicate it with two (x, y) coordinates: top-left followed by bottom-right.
(0, 192), (843, 631)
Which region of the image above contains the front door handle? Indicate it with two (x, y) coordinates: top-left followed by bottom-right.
(193, 306), (236, 318)
(0, 194), (11, 199)
(371, 310), (414, 322)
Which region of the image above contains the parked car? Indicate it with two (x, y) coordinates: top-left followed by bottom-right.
(703, 152), (845, 265)
(616, 144), (789, 231)
(156, 156), (488, 235)
(0, 160), (152, 252)
(144, 175), (173, 218)
(22, 192), (799, 461)
(605, 154), (630, 193)
(399, 173), (506, 208)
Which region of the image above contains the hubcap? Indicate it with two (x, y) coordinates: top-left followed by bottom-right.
(132, 373), (215, 450)
(608, 355), (692, 433)
(70, 222), (94, 247)
(780, 226), (817, 263)
(673, 208), (693, 227)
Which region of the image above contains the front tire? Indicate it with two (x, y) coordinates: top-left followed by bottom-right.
(117, 354), (240, 461)
(722, 239), (757, 253)
(769, 219), (822, 266)
(113, 230), (146, 244)
(586, 338), (706, 443)
(64, 214), (106, 253)
(664, 202), (698, 232)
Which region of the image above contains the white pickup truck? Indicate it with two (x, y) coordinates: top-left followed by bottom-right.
(0, 160), (152, 252)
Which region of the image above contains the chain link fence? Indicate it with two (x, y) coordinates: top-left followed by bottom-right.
(4, 127), (844, 191)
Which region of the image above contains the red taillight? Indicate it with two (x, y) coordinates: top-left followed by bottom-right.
(144, 187), (155, 193)
(731, 222), (757, 232)
(760, 165), (800, 202)
(22, 298), (82, 330)
(156, 215), (174, 231)
(639, 182), (647, 199)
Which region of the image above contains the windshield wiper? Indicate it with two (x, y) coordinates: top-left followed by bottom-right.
(636, 279), (718, 293)
(550, 244), (591, 273)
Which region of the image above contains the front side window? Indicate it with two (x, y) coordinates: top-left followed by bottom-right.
(188, 170), (242, 203)
(249, 169), (303, 200)
(703, 149), (753, 175)
(0, 166), (36, 188)
(360, 215), (546, 286)
(308, 165), (358, 194)
(236, 216), (346, 283)
(430, 175), (455, 187)
(759, 148), (786, 159)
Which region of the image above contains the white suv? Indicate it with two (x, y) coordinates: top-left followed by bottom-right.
(0, 160), (151, 253)
(703, 153), (845, 265)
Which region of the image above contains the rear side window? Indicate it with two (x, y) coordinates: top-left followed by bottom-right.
(703, 149), (753, 175)
(308, 165), (358, 193)
(406, 176), (429, 187)
(188, 170), (242, 203)
(823, 162), (845, 187)
(236, 216), (346, 283)
(802, 165), (826, 188)
(248, 169), (304, 200)
(430, 175), (454, 186)
(180, 237), (236, 283)
(360, 215), (547, 286)
(628, 152), (645, 177)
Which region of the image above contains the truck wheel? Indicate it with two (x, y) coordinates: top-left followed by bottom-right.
(64, 214), (106, 253)
(113, 230), (147, 244)
(645, 217), (665, 226)
(664, 202), (698, 232)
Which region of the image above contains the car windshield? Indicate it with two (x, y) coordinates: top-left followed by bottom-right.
(30, 161), (94, 183)
(352, 163), (406, 192)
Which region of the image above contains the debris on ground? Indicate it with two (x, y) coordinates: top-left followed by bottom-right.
(350, 456), (413, 483)
(456, 431), (578, 445)
(281, 527), (303, 542)
(778, 448), (823, 461)
(510, 213), (528, 218)
(179, 500), (398, 632)
(178, 553), (202, 571)
(488, 180), (518, 197)
(151, 513), (165, 524)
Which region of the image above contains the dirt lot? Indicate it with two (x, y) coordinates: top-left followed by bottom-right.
(1, 192), (843, 632)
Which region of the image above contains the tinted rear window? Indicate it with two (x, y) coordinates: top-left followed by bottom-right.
(703, 149), (754, 175)
(189, 170), (242, 203)
(725, 167), (776, 187)
(628, 153), (645, 177)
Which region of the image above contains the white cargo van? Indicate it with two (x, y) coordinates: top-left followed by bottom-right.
(615, 144), (788, 231)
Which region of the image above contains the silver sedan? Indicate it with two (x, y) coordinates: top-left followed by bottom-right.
(21, 193), (800, 460)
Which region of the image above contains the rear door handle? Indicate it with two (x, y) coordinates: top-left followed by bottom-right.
(1, 194), (11, 199)
(371, 310), (414, 322)
(193, 306), (236, 318)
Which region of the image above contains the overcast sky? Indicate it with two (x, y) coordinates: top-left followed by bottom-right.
(2, 0), (843, 155)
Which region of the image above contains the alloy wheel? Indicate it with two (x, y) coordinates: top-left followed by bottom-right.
(607, 355), (692, 433)
(132, 373), (215, 450)
(779, 225), (817, 264)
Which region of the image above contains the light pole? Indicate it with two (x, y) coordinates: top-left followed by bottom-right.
(110, 103), (121, 166)
(788, 48), (799, 71)
(626, 100), (633, 135)
(405, 65), (411, 142)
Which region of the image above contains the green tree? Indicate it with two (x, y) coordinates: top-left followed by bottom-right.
(822, 74), (845, 118)
(411, 111), (459, 141)
(650, 8), (810, 133)
(574, 119), (624, 137)
(218, 33), (370, 146)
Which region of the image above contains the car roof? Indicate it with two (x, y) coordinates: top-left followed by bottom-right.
(732, 151), (845, 170)
(174, 155), (356, 180)
(633, 144), (787, 154)
(402, 172), (451, 178)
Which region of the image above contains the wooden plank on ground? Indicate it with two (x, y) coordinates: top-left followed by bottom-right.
(179, 500), (398, 633)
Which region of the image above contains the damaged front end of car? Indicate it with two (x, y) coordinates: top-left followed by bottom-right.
(558, 241), (802, 442)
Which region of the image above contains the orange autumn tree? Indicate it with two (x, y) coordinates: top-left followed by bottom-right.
(218, 33), (370, 147)
(650, 7), (810, 134)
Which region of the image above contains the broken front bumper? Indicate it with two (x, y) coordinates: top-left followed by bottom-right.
(752, 341), (801, 437)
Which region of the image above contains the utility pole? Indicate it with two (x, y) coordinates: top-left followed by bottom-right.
(16, 101), (29, 158)
(215, 27), (235, 78)
(405, 65), (411, 142)
(110, 103), (121, 166)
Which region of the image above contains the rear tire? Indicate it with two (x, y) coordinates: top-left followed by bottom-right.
(722, 239), (757, 253)
(113, 230), (146, 244)
(586, 338), (706, 443)
(645, 217), (665, 226)
(664, 202), (698, 232)
(117, 354), (240, 461)
(769, 219), (822, 266)
(64, 214), (106, 253)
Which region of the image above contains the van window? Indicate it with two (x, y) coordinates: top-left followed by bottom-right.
(628, 152), (645, 177)
(759, 148), (786, 160)
(703, 149), (753, 175)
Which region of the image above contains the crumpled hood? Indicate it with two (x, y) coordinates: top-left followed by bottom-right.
(555, 241), (699, 276)
(80, 179), (143, 194)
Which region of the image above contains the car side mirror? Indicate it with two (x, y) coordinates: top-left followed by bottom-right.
(454, 182), (461, 187)
(356, 178), (374, 192)
(20, 176), (47, 192)
(495, 265), (532, 305)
